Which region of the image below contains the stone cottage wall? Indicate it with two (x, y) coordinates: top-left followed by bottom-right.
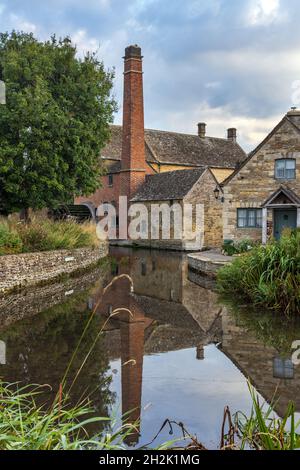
(185, 169), (223, 249)
(0, 244), (108, 293)
(223, 119), (300, 242)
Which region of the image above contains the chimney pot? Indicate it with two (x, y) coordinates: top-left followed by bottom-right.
(198, 122), (206, 138)
(125, 44), (142, 59)
(227, 128), (237, 143)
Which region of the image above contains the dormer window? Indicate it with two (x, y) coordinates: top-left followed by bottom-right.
(275, 159), (296, 180)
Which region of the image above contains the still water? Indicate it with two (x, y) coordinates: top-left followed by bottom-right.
(0, 247), (299, 449)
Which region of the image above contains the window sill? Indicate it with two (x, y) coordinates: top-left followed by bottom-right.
(274, 177), (296, 181)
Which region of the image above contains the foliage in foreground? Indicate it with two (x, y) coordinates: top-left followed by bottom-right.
(231, 385), (300, 450)
(217, 229), (300, 316)
(0, 218), (100, 255)
(0, 381), (299, 451)
(0, 382), (134, 450)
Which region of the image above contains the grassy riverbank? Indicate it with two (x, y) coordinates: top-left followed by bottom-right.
(0, 218), (99, 255)
(217, 229), (300, 316)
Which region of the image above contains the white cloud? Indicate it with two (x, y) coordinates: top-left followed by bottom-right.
(246, 0), (286, 26)
(72, 29), (99, 56)
(9, 13), (37, 33)
(153, 101), (283, 152)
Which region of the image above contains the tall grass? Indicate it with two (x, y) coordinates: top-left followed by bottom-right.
(217, 228), (300, 316)
(0, 218), (99, 255)
(0, 382), (138, 450)
(233, 385), (300, 451)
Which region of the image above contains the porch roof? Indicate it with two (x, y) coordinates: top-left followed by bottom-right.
(261, 186), (300, 208)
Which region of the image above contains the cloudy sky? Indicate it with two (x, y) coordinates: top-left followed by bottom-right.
(0, 0), (299, 151)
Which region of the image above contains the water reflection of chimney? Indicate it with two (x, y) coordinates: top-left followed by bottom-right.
(120, 318), (145, 447)
(196, 345), (205, 360)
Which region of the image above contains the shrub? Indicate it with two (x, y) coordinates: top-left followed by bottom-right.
(218, 229), (300, 316)
(222, 239), (257, 256)
(0, 220), (23, 255)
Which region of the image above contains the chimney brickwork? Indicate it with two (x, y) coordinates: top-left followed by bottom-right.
(120, 45), (146, 200)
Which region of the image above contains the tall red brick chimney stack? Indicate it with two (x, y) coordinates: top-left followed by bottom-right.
(120, 45), (146, 200)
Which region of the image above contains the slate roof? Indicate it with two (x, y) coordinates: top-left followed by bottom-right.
(102, 125), (246, 169)
(131, 168), (206, 201)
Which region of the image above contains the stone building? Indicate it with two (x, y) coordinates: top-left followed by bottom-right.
(75, 44), (246, 249)
(222, 109), (300, 243)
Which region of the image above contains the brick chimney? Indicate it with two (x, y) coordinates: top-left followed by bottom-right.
(227, 128), (237, 143)
(120, 45), (146, 199)
(198, 122), (206, 138)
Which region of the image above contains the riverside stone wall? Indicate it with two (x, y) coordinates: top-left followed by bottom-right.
(0, 244), (108, 293)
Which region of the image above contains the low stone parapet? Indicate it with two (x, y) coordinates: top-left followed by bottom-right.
(188, 251), (232, 279)
(0, 244), (108, 293)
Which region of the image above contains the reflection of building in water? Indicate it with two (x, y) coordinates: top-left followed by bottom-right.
(96, 248), (223, 445)
(96, 274), (153, 446)
(220, 307), (300, 416)
(105, 247), (300, 422)
(1, 246), (300, 446)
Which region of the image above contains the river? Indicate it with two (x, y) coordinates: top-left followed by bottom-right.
(0, 247), (299, 449)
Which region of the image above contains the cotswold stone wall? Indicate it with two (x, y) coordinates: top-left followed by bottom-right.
(185, 169), (223, 249)
(0, 244), (108, 293)
(126, 169), (223, 252)
(223, 118), (300, 242)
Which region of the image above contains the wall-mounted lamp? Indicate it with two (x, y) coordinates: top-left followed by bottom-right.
(214, 186), (225, 203)
(214, 186), (220, 200)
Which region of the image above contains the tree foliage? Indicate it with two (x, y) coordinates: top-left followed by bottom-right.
(0, 31), (117, 214)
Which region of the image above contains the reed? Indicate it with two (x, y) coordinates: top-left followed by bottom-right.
(0, 381), (138, 450)
(217, 228), (300, 316)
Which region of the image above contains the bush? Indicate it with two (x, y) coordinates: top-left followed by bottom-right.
(222, 239), (257, 256)
(0, 220), (23, 255)
(218, 229), (300, 316)
(0, 218), (99, 255)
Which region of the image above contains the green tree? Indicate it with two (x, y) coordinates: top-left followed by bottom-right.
(0, 31), (117, 217)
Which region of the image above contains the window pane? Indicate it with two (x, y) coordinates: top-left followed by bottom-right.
(286, 159), (295, 169)
(276, 160), (285, 169)
(248, 210), (256, 227)
(286, 169), (295, 179)
(237, 209), (247, 228)
(275, 160), (285, 178)
(256, 209), (262, 228)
